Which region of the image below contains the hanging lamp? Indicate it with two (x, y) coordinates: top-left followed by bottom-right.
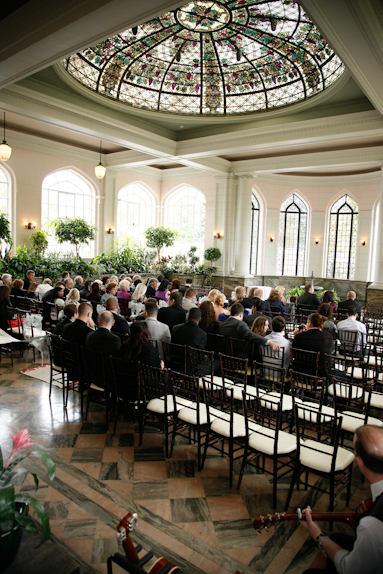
(0, 112), (12, 161)
(95, 140), (106, 180)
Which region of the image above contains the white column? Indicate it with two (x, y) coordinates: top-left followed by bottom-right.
(102, 168), (118, 253)
(213, 174), (237, 276)
(234, 174), (253, 276)
(368, 167), (383, 289)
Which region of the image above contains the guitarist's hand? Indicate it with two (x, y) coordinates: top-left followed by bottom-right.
(299, 506), (322, 540)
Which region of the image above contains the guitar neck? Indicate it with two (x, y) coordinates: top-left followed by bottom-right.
(253, 511), (355, 531)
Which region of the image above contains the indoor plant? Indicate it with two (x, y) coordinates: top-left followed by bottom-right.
(0, 429), (56, 571)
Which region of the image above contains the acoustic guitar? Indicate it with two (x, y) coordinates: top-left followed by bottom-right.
(252, 499), (372, 533)
(116, 512), (182, 573)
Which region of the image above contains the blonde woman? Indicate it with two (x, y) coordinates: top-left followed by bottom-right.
(234, 285), (246, 303)
(117, 279), (132, 316)
(276, 285), (287, 303)
(214, 294), (229, 321)
(65, 288), (80, 307)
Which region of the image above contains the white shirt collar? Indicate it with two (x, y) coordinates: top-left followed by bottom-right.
(371, 478), (383, 502)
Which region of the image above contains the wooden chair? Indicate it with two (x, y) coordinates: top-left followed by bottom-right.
(162, 342), (187, 374)
(219, 353), (248, 400)
(110, 356), (142, 436)
(46, 333), (66, 402)
(291, 348), (320, 376)
(61, 339), (85, 413)
(82, 346), (111, 427)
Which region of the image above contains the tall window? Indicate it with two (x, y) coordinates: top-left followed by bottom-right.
(0, 167), (9, 216)
(117, 183), (155, 244)
(165, 186), (206, 260)
(327, 194), (358, 280)
(250, 193), (260, 275)
(277, 194), (308, 276)
(41, 169), (95, 257)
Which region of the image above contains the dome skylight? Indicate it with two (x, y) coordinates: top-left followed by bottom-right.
(62, 0), (344, 116)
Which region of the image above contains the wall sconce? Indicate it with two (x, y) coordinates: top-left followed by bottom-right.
(106, 228), (114, 234)
(214, 232), (223, 239)
(361, 239), (366, 246)
(270, 236), (275, 242)
(315, 238), (319, 244)
(24, 222), (36, 229)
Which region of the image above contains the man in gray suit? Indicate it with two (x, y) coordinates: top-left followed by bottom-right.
(144, 301), (171, 360)
(182, 288), (197, 312)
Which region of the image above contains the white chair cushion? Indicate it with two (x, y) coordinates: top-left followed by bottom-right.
(341, 411), (383, 433)
(210, 412), (249, 438)
(368, 391), (383, 409)
(328, 383), (363, 399)
(348, 366), (374, 380)
(90, 383), (104, 392)
(297, 402), (335, 423)
(248, 427), (296, 456)
(177, 403), (212, 425)
(243, 385), (266, 398)
(199, 376), (233, 389)
(260, 391), (297, 411)
(300, 440), (354, 473)
(147, 395), (191, 414)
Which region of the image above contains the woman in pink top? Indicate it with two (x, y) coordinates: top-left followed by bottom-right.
(117, 279), (131, 316)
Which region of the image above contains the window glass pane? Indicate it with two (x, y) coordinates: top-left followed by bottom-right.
(277, 194), (308, 276)
(326, 194), (358, 280)
(116, 183), (155, 244)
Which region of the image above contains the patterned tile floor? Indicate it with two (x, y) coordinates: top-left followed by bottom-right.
(0, 350), (372, 574)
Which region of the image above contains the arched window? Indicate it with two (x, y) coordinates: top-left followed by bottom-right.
(250, 193), (260, 275)
(41, 169), (95, 257)
(277, 194), (308, 276)
(165, 186), (206, 260)
(327, 194), (358, 280)
(0, 167), (9, 217)
(117, 183), (155, 244)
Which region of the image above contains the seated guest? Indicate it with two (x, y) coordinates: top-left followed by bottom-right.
(234, 286), (248, 307)
(155, 279), (170, 302)
(132, 274), (142, 288)
(292, 312), (333, 376)
(87, 281), (102, 302)
(218, 302), (280, 355)
(285, 295), (297, 315)
(297, 284), (320, 310)
(267, 288), (288, 315)
(41, 281), (64, 303)
(318, 303), (337, 340)
(252, 288), (272, 315)
(337, 306), (366, 352)
(146, 278), (158, 298)
(45, 285), (65, 322)
(79, 279), (93, 299)
(130, 283), (147, 304)
(65, 288), (80, 307)
(35, 278), (52, 300)
(157, 291), (186, 333)
(53, 304), (78, 337)
(109, 275), (119, 285)
(244, 300), (266, 328)
(266, 316), (291, 371)
(62, 301), (94, 346)
(1, 273), (12, 287)
(74, 276), (83, 291)
(120, 321), (161, 368)
(117, 279), (132, 316)
(105, 297), (130, 335)
(252, 315), (269, 336)
(179, 278), (193, 296)
(26, 281), (37, 298)
(337, 290), (362, 316)
(61, 271), (69, 281)
(0, 285), (11, 331)
(10, 279), (25, 297)
(199, 300), (219, 334)
(101, 276), (110, 290)
(100, 282), (118, 307)
(144, 300), (170, 361)
(322, 290), (337, 313)
(170, 279), (181, 292)
(172, 307), (207, 350)
(182, 288), (197, 311)
(276, 285), (287, 303)
(23, 270), (35, 291)
(241, 287), (258, 309)
(199, 289), (220, 304)
(214, 294), (230, 321)
(85, 311), (121, 356)
(63, 277), (74, 298)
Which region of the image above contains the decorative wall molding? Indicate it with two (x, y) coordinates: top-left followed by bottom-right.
(252, 170), (382, 188)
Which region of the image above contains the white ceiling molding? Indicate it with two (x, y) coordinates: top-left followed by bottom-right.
(252, 171), (382, 188)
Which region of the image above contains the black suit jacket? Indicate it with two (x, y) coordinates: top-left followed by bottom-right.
(218, 317), (268, 354)
(146, 286), (156, 298)
(85, 327), (121, 356)
(157, 304), (186, 333)
(53, 318), (71, 337)
(110, 313), (130, 335)
(297, 292), (320, 309)
(179, 285), (192, 295)
(292, 329), (334, 376)
(171, 321), (207, 350)
(62, 319), (93, 347)
(337, 299), (362, 315)
(243, 311), (264, 328)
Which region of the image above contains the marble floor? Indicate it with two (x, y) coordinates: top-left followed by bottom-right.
(0, 349), (372, 574)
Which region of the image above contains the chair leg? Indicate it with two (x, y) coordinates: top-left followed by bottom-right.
(138, 409), (145, 447)
(201, 428), (210, 469)
(164, 415), (169, 459)
(273, 456), (278, 510)
(229, 438), (233, 488)
(237, 444), (248, 490)
(285, 462), (300, 511)
(113, 399), (119, 436)
(329, 474), (335, 512)
(346, 464), (353, 507)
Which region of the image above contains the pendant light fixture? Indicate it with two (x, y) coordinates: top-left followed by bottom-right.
(95, 139), (106, 180)
(0, 112), (12, 161)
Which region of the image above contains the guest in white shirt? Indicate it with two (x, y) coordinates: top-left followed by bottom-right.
(265, 315), (291, 372)
(182, 288), (197, 312)
(336, 306), (367, 352)
(144, 301), (171, 360)
(35, 278), (52, 300)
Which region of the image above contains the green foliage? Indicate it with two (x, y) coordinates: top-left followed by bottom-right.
(144, 226), (178, 259)
(0, 213), (12, 246)
(197, 264), (217, 286)
(93, 237), (156, 274)
(286, 286), (340, 303)
(167, 245), (201, 276)
(29, 230), (49, 259)
(204, 247), (222, 266)
(51, 218), (96, 259)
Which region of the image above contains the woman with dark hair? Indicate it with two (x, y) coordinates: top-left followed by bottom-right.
(155, 279), (170, 303)
(26, 281), (37, 298)
(318, 302), (337, 340)
(292, 312), (334, 376)
(170, 279), (181, 291)
(322, 290), (337, 313)
(10, 279), (24, 297)
(198, 300), (219, 333)
(120, 321), (161, 367)
(45, 285), (65, 321)
(251, 315), (269, 336)
(267, 288), (288, 315)
(87, 282), (102, 302)
(0, 285), (11, 331)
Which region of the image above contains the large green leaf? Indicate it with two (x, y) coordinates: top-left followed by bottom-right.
(32, 451), (56, 481)
(15, 512), (39, 534)
(0, 485), (16, 533)
(15, 493), (51, 546)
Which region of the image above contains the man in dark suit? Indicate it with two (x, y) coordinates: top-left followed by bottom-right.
(179, 278), (193, 296)
(23, 269), (35, 291)
(63, 277), (74, 298)
(218, 303), (280, 355)
(105, 298), (130, 335)
(157, 291), (186, 333)
(85, 311), (121, 356)
(53, 304), (78, 337)
(297, 285), (320, 309)
(337, 290), (362, 315)
(62, 301), (94, 345)
(79, 279), (93, 299)
(171, 308), (207, 350)
(145, 278), (158, 298)
(243, 300), (266, 328)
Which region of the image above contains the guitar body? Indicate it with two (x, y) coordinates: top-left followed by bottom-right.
(149, 558), (181, 574)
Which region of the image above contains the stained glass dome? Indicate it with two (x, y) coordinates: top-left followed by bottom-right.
(62, 0), (344, 116)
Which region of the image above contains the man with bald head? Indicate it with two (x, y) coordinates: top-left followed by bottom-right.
(85, 311), (121, 356)
(337, 290), (362, 316)
(299, 424), (383, 573)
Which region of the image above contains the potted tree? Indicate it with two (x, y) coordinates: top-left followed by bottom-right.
(200, 247), (222, 286)
(29, 230), (49, 259)
(144, 226), (178, 261)
(51, 217), (96, 259)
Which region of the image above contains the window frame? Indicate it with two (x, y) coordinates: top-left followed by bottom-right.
(278, 193), (308, 276)
(116, 182), (155, 245)
(326, 193), (359, 280)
